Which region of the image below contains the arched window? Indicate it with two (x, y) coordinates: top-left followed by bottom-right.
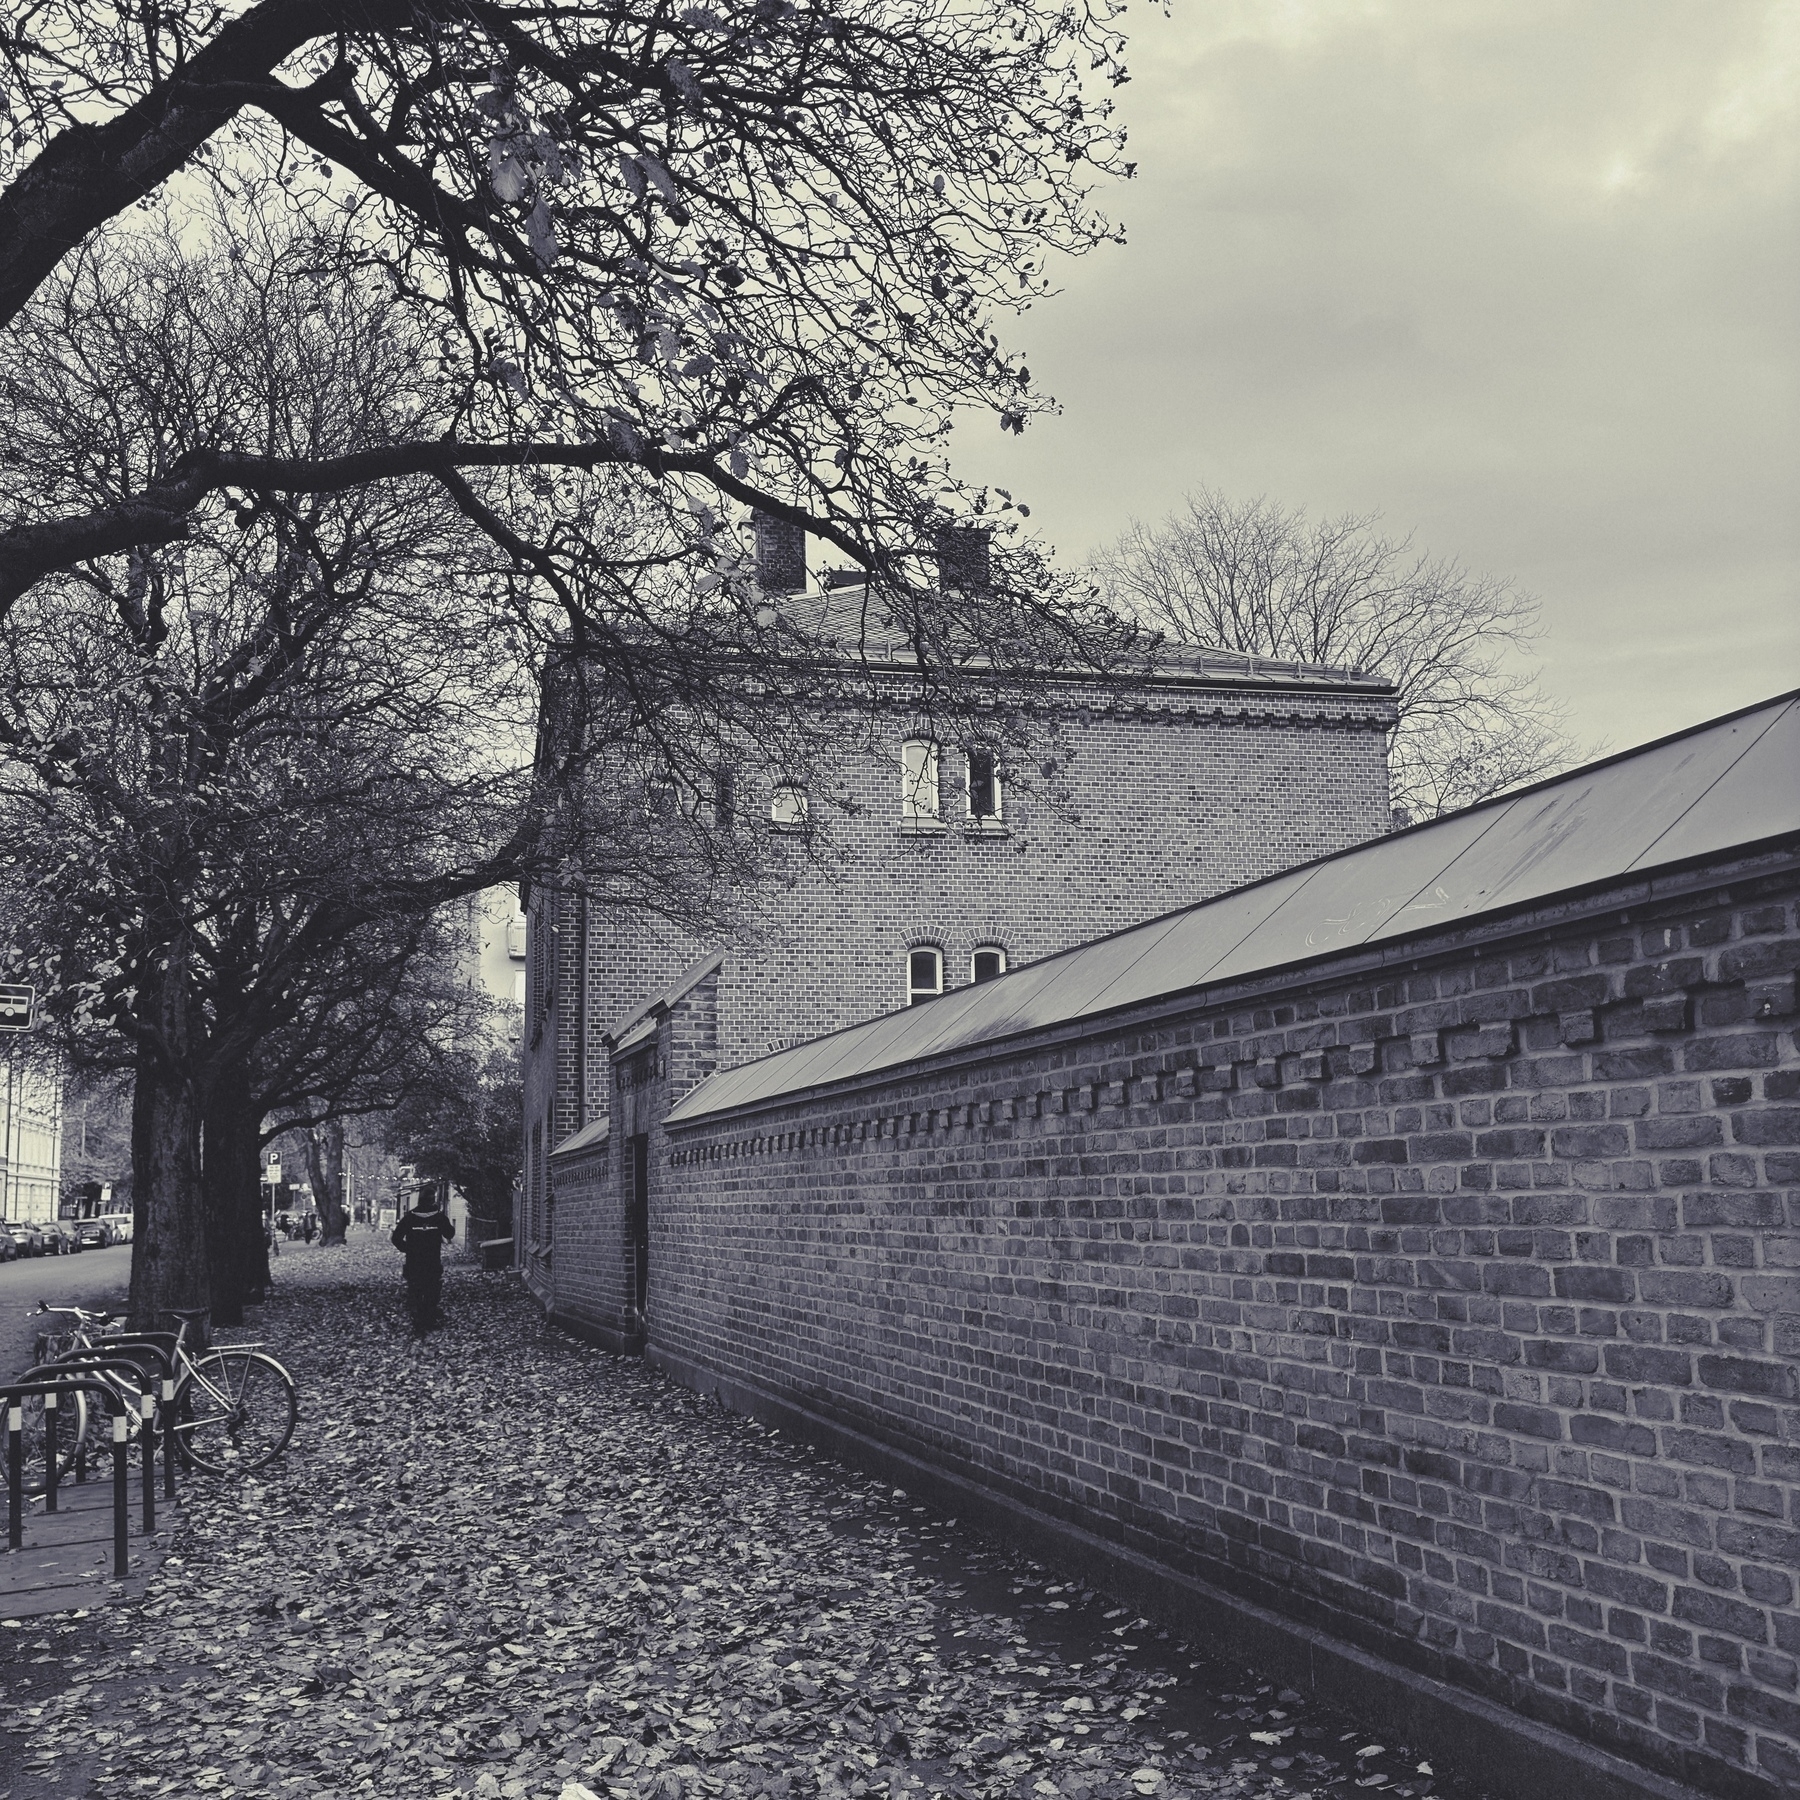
(907, 946), (943, 1005)
(971, 945), (1007, 984)
(900, 739), (940, 820)
(966, 747), (1003, 822)
(769, 781), (808, 828)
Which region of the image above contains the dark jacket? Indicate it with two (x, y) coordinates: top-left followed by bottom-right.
(391, 1205), (454, 1271)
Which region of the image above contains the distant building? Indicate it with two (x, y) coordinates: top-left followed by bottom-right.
(519, 524), (1399, 1311)
(1, 1053), (63, 1223)
(463, 888), (529, 1019)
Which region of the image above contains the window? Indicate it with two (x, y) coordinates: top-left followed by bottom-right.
(907, 946), (943, 1005)
(769, 781), (808, 828)
(971, 945), (1007, 984)
(900, 739), (940, 820)
(510, 969), (527, 1008)
(714, 766), (736, 829)
(966, 747), (1003, 822)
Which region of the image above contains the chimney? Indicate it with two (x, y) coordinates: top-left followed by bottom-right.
(753, 511), (807, 595)
(934, 524), (990, 594)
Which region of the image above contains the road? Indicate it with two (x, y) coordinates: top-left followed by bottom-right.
(0, 1243), (131, 1380)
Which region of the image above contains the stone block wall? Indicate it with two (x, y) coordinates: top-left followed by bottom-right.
(641, 860), (1800, 1798)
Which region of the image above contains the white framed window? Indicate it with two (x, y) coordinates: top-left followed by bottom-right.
(769, 781), (808, 828)
(966, 746), (1003, 822)
(907, 946), (943, 1006)
(510, 969), (527, 1007)
(971, 945), (1007, 984)
(900, 738), (940, 820)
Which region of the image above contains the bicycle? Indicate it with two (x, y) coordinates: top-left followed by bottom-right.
(28, 1302), (298, 1475)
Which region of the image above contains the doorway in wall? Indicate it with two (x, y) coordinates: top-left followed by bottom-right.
(626, 1132), (650, 1323)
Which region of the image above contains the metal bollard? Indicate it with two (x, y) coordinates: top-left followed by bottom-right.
(110, 1412), (128, 1579)
(6, 1403), (20, 1551)
(162, 1376), (177, 1499)
(44, 1388), (59, 1514)
(139, 1391), (156, 1534)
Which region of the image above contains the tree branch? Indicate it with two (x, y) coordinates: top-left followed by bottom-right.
(0, 0), (422, 331)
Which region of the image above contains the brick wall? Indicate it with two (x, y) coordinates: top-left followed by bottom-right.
(633, 858), (1800, 1799)
(543, 1138), (616, 1333)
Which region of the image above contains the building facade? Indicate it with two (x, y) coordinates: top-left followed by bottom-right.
(521, 635), (1399, 1305)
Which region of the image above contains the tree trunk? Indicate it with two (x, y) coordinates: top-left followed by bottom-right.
(307, 1117), (349, 1245)
(202, 1068), (268, 1326)
(127, 946), (208, 1331)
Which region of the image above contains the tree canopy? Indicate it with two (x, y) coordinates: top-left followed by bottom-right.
(0, 0), (1133, 675)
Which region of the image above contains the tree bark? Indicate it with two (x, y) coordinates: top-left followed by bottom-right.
(307, 1118), (349, 1245)
(127, 946), (208, 1331)
(203, 1068), (268, 1326)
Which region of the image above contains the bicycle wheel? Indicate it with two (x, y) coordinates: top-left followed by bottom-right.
(173, 1350), (298, 1472)
(13, 1388), (89, 1495)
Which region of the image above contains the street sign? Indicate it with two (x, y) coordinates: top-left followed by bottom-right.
(0, 984), (33, 1030)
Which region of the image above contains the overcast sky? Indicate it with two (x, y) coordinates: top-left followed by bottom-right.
(954, 0), (1800, 755)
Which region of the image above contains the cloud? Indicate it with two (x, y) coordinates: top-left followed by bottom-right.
(955, 0), (1800, 749)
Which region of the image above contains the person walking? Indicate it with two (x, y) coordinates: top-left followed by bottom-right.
(391, 1183), (455, 1338)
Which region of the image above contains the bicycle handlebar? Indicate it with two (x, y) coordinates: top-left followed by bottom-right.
(30, 1302), (115, 1325)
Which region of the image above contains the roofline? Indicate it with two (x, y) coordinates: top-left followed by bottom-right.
(604, 948), (726, 1052)
(662, 687), (1799, 1129)
(667, 837), (1800, 1132)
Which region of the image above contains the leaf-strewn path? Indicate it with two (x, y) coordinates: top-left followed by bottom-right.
(1, 1241), (1491, 1800)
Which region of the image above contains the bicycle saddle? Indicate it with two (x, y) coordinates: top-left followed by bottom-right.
(167, 1306), (211, 1323)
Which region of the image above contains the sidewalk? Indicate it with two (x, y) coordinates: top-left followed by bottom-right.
(0, 1243), (1491, 1800)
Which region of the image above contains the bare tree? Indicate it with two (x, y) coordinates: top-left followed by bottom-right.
(1095, 490), (1576, 821)
(0, 224), (550, 1324)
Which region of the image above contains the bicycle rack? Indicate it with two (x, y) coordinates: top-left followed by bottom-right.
(19, 1351), (173, 1534)
(3, 1376), (136, 1580)
(37, 1338), (180, 1505)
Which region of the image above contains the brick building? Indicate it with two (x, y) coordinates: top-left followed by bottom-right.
(550, 692), (1799, 1799)
(519, 579), (1399, 1306)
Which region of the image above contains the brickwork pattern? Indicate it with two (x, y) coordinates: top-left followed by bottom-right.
(644, 869), (1800, 1798)
(544, 1143), (616, 1330)
(521, 671), (1394, 1279)
(717, 693), (1394, 1068)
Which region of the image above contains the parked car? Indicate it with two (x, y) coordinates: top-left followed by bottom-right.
(40, 1221), (82, 1255)
(0, 1230), (13, 1262)
(73, 1219), (113, 1249)
(1, 1220), (46, 1258)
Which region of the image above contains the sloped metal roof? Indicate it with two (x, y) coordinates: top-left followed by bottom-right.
(550, 1116), (610, 1159)
(666, 691), (1800, 1126)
